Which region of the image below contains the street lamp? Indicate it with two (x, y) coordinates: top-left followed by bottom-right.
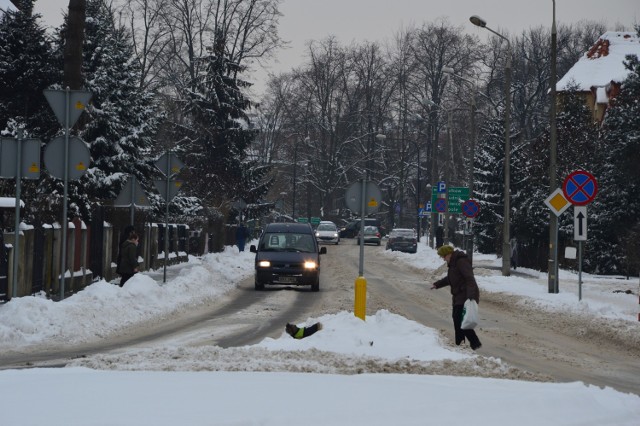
(470, 14), (512, 277)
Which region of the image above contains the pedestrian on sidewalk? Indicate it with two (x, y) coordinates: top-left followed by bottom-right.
(510, 237), (519, 270)
(236, 222), (249, 252)
(430, 245), (482, 350)
(117, 230), (139, 287)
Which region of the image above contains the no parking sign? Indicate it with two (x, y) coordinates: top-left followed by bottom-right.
(462, 199), (480, 218)
(563, 170), (598, 206)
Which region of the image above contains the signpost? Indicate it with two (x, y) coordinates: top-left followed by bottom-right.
(114, 175), (152, 225)
(44, 88), (92, 300)
(543, 170), (598, 298)
(0, 131), (41, 299)
(574, 205), (587, 300)
(544, 188), (571, 294)
(345, 179), (382, 321)
(563, 171), (597, 300)
(154, 151), (184, 283)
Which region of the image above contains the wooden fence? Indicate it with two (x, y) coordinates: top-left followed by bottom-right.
(0, 220), (205, 301)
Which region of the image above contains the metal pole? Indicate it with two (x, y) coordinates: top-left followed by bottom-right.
(60, 87), (71, 300)
(468, 93), (477, 264)
(358, 178), (366, 276)
(501, 41), (512, 277)
(416, 143), (421, 242)
(468, 16), (511, 273)
(130, 175), (135, 226)
(578, 241), (583, 301)
(11, 129), (24, 299)
(548, 0), (559, 293)
(443, 112), (452, 245)
(292, 139), (297, 220)
(163, 151), (170, 283)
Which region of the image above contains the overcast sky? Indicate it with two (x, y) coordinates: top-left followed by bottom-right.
(2, 0), (639, 94)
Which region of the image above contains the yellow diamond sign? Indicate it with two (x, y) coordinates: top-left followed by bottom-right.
(544, 188), (571, 216)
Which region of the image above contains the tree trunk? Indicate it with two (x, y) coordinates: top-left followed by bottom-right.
(64, 0), (86, 90)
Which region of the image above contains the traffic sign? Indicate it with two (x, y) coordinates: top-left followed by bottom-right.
(563, 170), (598, 206)
(345, 180), (382, 215)
(43, 89), (92, 128)
(462, 199), (480, 218)
(448, 187), (470, 214)
(574, 206), (587, 241)
(424, 201), (432, 213)
(154, 179), (183, 201)
(114, 176), (151, 208)
(435, 198), (447, 213)
(43, 136), (91, 180)
(155, 152), (184, 177)
(437, 181), (446, 193)
(0, 138), (41, 179)
(544, 188), (571, 216)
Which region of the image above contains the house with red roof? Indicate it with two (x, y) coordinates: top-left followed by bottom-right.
(556, 31), (640, 121)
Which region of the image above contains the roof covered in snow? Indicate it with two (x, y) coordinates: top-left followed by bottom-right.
(557, 31), (640, 92)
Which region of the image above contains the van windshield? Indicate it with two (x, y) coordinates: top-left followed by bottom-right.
(260, 233), (316, 253)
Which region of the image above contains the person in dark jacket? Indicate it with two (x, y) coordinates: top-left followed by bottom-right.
(236, 223), (249, 252)
(117, 231), (139, 287)
(116, 225), (135, 272)
(435, 226), (444, 248)
(285, 322), (323, 339)
(430, 245), (482, 350)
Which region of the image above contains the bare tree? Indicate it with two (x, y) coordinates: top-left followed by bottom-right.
(122, 0), (173, 90)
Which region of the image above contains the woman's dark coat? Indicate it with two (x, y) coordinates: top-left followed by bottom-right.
(118, 240), (138, 275)
(433, 250), (480, 305)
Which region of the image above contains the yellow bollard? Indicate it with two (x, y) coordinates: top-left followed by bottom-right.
(354, 275), (367, 320)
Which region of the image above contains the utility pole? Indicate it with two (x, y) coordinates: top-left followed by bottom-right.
(548, 0), (559, 293)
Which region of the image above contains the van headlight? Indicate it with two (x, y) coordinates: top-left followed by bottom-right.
(304, 261), (317, 269)
(258, 260), (271, 268)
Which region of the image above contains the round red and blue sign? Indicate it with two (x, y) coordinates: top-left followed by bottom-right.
(462, 199), (480, 218)
(562, 170), (598, 206)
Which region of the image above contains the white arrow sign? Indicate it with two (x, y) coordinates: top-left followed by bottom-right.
(574, 206), (587, 241)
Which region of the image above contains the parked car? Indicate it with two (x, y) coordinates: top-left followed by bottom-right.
(386, 228), (418, 253)
(315, 221), (340, 245)
(250, 222), (326, 291)
(357, 225), (381, 246)
(339, 218), (385, 238)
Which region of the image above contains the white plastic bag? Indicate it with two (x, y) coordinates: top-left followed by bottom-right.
(461, 299), (479, 330)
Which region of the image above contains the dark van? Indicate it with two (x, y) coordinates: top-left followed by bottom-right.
(250, 222), (326, 291)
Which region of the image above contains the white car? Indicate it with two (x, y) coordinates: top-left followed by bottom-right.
(315, 221), (340, 245)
